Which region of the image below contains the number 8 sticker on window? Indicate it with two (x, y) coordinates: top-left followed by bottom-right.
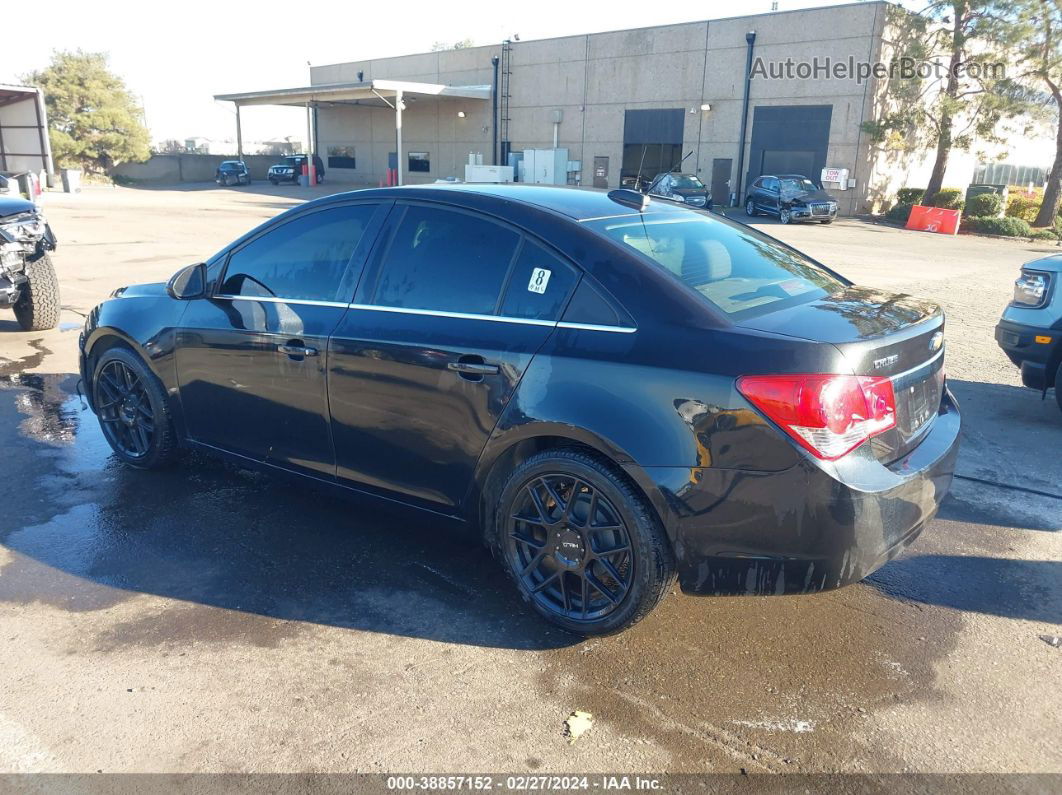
(528, 267), (551, 294)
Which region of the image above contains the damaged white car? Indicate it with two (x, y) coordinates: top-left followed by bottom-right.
(0, 194), (59, 330)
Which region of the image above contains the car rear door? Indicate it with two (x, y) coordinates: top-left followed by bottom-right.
(175, 201), (388, 477)
(327, 201), (580, 512)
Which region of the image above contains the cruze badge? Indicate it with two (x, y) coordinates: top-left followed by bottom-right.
(873, 354), (899, 369)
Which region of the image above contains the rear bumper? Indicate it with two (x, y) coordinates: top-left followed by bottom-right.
(995, 318), (1059, 390)
(639, 388), (960, 596)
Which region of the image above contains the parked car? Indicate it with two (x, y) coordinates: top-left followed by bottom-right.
(268, 154), (325, 185)
(215, 160), (251, 186)
(745, 174), (838, 224)
(0, 193), (59, 330)
(78, 184), (959, 635)
(648, 172), (712, 209)
(995, 254), (1061, 412)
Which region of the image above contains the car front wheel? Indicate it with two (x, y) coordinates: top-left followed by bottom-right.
(92, 346), (177, 469)
(13, 253), (60, 331)
(494, 449), (675, 635)
(1055, 363), (1062, 414)
(779, 206), (792, 224)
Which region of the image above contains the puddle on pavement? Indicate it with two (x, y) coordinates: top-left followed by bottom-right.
(0, 356), (570, 652)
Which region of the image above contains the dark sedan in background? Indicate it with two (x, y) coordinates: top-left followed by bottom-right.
(745, 174), (838, 224)
(648, 172), (712, 209)
(215, 161), (251, 187)
(78, 184), (958, 635)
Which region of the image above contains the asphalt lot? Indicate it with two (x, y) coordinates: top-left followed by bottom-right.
(0, 182), (1059, 774)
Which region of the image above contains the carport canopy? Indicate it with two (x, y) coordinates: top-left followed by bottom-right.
(213, 79), (491, 186)
(0, 84), (54, 175)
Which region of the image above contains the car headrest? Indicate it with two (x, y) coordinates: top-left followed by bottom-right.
(681, 238), (732, 286)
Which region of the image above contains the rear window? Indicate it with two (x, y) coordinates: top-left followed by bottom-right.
(585, 213), (844, 319)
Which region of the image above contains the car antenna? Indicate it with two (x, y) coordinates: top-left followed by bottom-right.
(634, 144), (647, 193)
(644, 150), (694, 197)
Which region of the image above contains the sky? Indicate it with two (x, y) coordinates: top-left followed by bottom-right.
(13, 0), (869, 145)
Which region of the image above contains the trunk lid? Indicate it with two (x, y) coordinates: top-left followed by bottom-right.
(738, 286), (946, 462)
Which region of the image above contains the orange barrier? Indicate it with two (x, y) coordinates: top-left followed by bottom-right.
(905, 205), (961, 235)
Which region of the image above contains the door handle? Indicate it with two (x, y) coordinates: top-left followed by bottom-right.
(448, 356), (499, 379)
(277, 343), (318, 357)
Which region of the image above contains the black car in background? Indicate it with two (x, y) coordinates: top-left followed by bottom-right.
(648, 172), (712, 209)
(268, 154), (325, 185)
(745, 174), (838, 224)
(78, 184), (959, 635)
(215, 160), (251, 186)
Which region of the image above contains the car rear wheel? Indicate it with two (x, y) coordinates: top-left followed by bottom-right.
(13, 253), (60, 331)
(92, 347), (176, 469)
(494, 449), (675, 635)
(779, 206), (792, 224)
(745, 199), (757, 217)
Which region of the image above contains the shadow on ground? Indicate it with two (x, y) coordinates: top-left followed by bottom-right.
(0, 371), (577, 652)
(868, 554), (1062, 624)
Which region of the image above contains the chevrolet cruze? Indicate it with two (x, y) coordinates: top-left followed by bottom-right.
(79, 184), (960, 635)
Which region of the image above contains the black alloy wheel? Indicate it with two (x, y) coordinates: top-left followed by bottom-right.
(95, 359), (155, 459)
(92, 347), (176, 468)
(496, 450), (675, 635)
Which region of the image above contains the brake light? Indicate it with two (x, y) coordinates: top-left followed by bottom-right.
(736, 374), (896, 460)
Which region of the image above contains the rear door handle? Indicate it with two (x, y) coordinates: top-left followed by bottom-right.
(448, 361), (499, 376)
(277, 343), (318, 357)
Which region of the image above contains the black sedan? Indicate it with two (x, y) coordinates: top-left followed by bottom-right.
(648, 172), (712, 209)
(215, 160), (251, 187)
(745, 174), (838, 224)
(79, 184), (959, 635)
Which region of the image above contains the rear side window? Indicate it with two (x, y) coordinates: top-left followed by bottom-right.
(373, 205), (520, 314)
(584, 213), (844, 320)
(498, 240), (577, 321)
(220, 204), (376, 302)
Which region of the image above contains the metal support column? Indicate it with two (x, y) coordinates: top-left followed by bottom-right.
(395, 89), (404, 186)
(235, 103), (243, 161)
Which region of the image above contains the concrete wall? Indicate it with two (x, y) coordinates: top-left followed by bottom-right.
(112, 154), (283, 183)
(309, 2), (899, 212)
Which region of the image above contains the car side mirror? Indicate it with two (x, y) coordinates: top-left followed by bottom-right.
(167, 263), (207, 300)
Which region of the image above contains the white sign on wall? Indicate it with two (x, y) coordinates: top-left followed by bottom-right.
(821, 167), (849, 190)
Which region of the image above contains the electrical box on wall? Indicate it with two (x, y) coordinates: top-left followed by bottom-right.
(821, 167), (849, 190)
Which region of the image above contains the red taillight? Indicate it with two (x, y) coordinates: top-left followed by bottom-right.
(736, 374), (896, 460)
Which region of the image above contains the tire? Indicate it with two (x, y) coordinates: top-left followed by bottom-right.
(269, 178), (278, 185)
(779, 206), (792, 224)
(92, 346), (177, 469)
(13, 253), (60, 331)
(1054, 362), (1062, 414)
(745, 199), (757, 217)
(820, 219), (833, 224)
(493, 449), (675, 635)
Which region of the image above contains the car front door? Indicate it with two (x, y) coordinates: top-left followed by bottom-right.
(327, 201), (579, 512)
(763, 177), (781, 213)
(175, 201), (387, 477)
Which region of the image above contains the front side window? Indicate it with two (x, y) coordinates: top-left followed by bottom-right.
(373, 205), (520, 314)
(585, 212), (845, 319)
(220, 204), (376, 302)
(764, 178), (780, 192)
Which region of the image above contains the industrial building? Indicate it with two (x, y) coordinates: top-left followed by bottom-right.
(215, 2), (936, 215)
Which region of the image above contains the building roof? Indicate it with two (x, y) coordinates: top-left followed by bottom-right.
(214, 79), (490, 107)
(0, 84), (42, 108)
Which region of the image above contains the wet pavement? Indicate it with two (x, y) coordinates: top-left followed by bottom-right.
(0, 186), (1059, 773)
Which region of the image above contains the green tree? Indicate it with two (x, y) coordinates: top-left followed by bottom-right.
(1009, 0), (1062, 227)
(24, 51), (150, 173)
(862, 2), (1033, 206)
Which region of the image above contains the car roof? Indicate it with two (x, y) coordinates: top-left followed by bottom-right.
(312, 183), (692, 222)
(765, 174), (811, 180)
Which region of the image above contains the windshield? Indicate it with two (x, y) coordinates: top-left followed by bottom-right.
(670, 175), (704, 189)
(779, 178), (817, 194)
(585, 212), (845, 319)
(220, 162), (241, 169)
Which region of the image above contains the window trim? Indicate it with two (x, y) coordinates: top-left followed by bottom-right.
(213, 200), (385, 304)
